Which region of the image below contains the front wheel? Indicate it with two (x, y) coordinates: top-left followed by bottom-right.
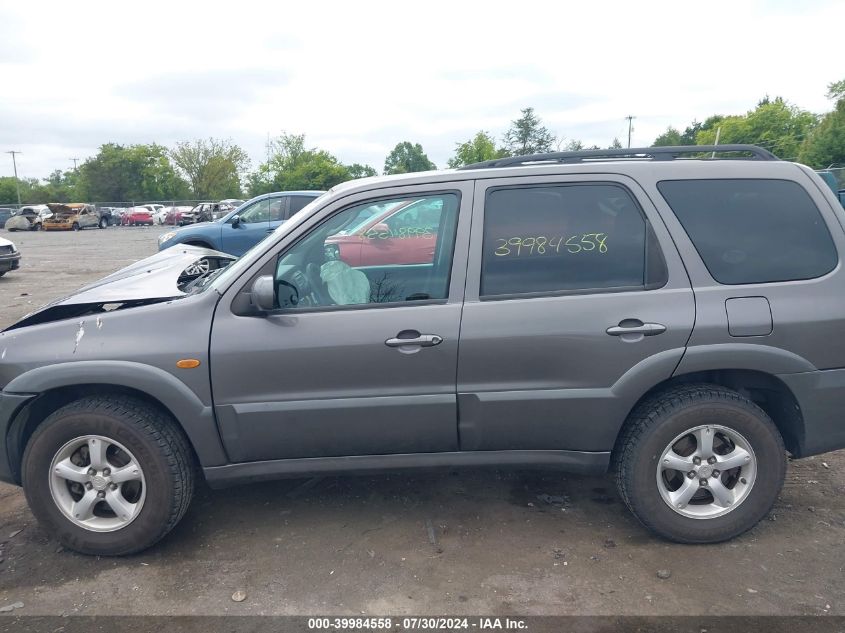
(615, 384), (785, 543)
(99, 218), (108, 229)
(22, 396), (195, 555)
(71, 222), (80, 231)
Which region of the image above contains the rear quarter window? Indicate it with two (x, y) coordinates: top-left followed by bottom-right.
(658, 179), (838, 284)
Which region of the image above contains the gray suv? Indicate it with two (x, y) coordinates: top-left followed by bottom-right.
(1, 145), (843, 555)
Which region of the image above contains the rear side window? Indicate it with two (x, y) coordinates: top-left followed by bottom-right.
(658, 179), (838, 284)
(481, 183), (666, 297)
(289, 195), (314, 216)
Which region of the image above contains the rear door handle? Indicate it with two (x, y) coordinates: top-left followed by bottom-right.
(385, 333), (443, 348)
(606, 322), (666, 336)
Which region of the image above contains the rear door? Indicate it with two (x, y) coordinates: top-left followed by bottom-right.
(457, 174), (695, 453)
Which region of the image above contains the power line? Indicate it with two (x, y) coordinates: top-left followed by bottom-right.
(69, 157), (79, 170)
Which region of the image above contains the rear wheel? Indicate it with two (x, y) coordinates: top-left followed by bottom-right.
(615, 384), (785, 543)
(22, 396), (195, 555)
(99, 218), (108, 229)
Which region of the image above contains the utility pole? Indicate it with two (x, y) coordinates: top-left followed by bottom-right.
(70, 157), (79, 170)
(5, 150), (22, 206)
(625, 116), (636, 148)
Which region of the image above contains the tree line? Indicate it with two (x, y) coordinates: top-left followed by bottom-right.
(1, 76), (842, 206)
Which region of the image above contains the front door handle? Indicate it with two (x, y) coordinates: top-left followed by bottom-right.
(385, 332), (443, 348)
(606, 321), (667, 336)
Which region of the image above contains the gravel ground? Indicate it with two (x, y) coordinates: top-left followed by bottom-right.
(0, 225), (843, 617)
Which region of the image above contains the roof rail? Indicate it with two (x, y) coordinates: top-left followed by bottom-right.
(457, 144), (778, 170)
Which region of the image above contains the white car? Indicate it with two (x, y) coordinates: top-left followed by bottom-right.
(0, 235), (21, 276)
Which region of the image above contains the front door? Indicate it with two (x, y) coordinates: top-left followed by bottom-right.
(210, 183), (472, 462)
(221, 196), (286, 256)
(457, 175), (695, 454)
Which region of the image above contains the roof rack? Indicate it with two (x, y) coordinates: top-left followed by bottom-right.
(457, 144), (778, 170)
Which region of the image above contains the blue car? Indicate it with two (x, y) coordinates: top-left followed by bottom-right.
(157, 190), (324, 256)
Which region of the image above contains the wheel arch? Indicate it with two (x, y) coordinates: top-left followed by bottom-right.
(614, 368), (805, 462)
(5, 362), (228, 483)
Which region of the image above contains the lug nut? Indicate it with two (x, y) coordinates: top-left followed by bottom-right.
(693, 456), (701, 465)
(97, 491), (105, 498)
(87, 468), (96, 476)
(707, 456), (717, 465)
(712, 470), (720, 478)
(687, 471), (696, 479)
(85, 482), (93, 490)
(700, 479), (708, 487)
(110, 483), (118, 491)
(102, 468), (110, 476)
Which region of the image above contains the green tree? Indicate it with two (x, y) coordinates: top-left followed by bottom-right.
(346, 163), (378, 179)
(169, 138), (249, 199)
(694, 98), (816, 160)
(248, 133), (351, 195)
(383, 142), (436, 174)
(799, 79), (845, 169)
(608, 137), (623, 149)
(77, 143), (190, 202)
(447, 131), (507, 168)
(652, 127), (683, 146)
(503, 107), (556, 155)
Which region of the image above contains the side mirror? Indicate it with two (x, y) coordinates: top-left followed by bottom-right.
(231, 214), (241, 227)
(371, 223), (390, 236)
(250, 275), (275, 312)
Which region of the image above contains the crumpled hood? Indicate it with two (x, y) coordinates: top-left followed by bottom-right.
(4, 245), (236, 331)
(66, 245), (234, 303)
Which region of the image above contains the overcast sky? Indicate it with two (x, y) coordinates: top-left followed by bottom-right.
(1, 0), (843, 181)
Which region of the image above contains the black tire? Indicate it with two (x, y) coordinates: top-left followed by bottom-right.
(99, 218), (107, 229)
(614, 383), (785, 544)
(71, 222), (79, 231)
(22, 396), (195, 555)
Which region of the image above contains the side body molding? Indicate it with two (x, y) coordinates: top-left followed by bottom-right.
(4, 360), (227, 466)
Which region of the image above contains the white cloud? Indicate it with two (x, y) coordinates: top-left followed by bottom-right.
(0, 0), (842, 180)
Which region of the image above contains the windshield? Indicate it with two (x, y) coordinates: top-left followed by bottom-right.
(211, 191), (331, 291)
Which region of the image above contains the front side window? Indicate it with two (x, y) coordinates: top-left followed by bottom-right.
(272, 192), (459, 309)
(238, 199), (272, 223)
(481, 184), (660, 297)
(658, 179), (838, 284)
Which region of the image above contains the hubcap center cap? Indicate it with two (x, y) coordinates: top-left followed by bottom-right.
(697, 464), (713, 478)
(91, 475), (109, 491)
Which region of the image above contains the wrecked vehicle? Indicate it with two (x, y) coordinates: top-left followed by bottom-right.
(42, 203), (105, 231)
(0, 235), (20, 276)
(3, 145), (845, 556)
(4, 206), (46, 232)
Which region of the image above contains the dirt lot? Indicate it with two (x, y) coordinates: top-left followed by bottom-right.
(0, 226), (843, 617)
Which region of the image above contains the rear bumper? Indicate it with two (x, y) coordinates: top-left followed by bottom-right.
(0, 253), (20, 272)
(779, 368), (845, 457)
(0, 391), (37, 485)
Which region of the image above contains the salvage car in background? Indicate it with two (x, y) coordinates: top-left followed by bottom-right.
(163, 206), (193, 225)
(0, 235), (20, 276)
(5, 206), (46, 231)
(42, 203), (102, 231)
(0, 208), (14, 229)
(121, 207), (155, 226)
(325, 197), (443, 266)
(158, 190), (323, 256)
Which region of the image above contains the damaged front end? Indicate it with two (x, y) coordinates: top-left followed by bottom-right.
(3, 245), (236, 331)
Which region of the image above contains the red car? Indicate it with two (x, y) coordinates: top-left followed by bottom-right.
(325, 198), (442, 266)
(163, 206), (193, 226)
(121, 207), (154, 226)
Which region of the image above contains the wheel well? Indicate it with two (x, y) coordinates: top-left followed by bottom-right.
(7, 384), (199, 484)
(618, 369), (804, 459)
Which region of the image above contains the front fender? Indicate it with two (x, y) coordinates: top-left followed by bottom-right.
(4, 360), (228, 467)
